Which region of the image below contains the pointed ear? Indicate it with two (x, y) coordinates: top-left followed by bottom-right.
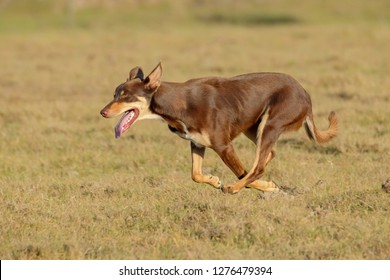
(128, 67), (144, 81)
(144, 62), (162, 91)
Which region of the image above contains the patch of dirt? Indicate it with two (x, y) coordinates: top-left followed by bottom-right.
(258, 184), (311, 200)
(382, 178), (390, 193)
(143, 176), (162, 188)
(282, 184), (311, 195)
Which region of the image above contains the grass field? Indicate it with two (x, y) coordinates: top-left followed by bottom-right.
(0, 0), (389, 259)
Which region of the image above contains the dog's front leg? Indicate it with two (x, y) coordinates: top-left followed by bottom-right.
(191, 142), (222, 189)
(212, 143), (249, 193)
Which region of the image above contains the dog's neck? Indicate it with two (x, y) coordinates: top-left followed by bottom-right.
(150, 82), (186, 120)
(150, 81), (213, 147)
(150, 81), (198, 133)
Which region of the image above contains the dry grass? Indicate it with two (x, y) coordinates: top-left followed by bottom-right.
(0, 0), (389, 259)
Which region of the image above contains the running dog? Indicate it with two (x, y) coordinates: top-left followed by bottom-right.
(100, 63), (338, 194)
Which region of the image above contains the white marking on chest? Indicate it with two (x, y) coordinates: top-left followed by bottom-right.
(175, 121), (211, 147)
(135, 97), (164, 121)
(138, 111), (164, 121)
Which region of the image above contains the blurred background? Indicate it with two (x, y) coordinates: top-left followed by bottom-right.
(1, 0), (390, 260)
(1, 0), (389, 32)
(1, 0), (389, 84)
(0, 0), (390, 32)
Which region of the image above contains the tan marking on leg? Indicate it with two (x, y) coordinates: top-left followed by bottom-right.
(248, 109), (270, 176)
(191, 143), (222, 189)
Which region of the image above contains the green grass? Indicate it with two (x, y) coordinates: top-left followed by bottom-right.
(0, 0), (389, 259)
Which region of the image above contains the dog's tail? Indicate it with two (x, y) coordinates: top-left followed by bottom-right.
(304, 111), (338, 144)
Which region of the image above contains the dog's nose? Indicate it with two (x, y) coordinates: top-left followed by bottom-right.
(100, 109), (108, 118)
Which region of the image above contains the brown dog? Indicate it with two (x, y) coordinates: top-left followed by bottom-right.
(100, 63), (338, 194)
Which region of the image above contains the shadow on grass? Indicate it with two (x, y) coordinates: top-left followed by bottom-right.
(197, 13), (300, 26)
(278, 138), (342, 155)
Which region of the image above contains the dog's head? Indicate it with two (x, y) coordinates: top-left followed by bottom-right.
(100, 63), (163, 138)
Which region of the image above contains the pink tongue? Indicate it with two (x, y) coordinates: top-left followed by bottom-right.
(115, 110), (135, 138)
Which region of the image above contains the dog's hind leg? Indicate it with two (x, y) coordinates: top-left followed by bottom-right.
(243, 117), (278, 192)
(246, 150), (279, 192)
(191, 142), (222, 189)
(223, 100), (309, 194)
(244, 124), (276, 165)
(222, 108), (283, 194)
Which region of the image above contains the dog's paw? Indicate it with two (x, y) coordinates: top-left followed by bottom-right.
(208, 175), (223, 189)
(264, 181), (280, 193)
(221, 184), (240, 194)
(247, 180), (279, 192)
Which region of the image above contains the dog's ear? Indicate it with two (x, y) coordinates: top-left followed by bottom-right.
(144, 62), (162, 91)
(128, 67), (144, 81)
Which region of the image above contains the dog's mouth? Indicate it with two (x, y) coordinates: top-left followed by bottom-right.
(115, 108), (140, 138)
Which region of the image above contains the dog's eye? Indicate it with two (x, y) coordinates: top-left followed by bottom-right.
(114, 90), (125, 99)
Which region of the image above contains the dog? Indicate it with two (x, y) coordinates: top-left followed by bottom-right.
(100, 63), (338, 194)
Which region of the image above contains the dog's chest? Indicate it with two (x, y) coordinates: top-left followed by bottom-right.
(168, 122), (211, 148)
